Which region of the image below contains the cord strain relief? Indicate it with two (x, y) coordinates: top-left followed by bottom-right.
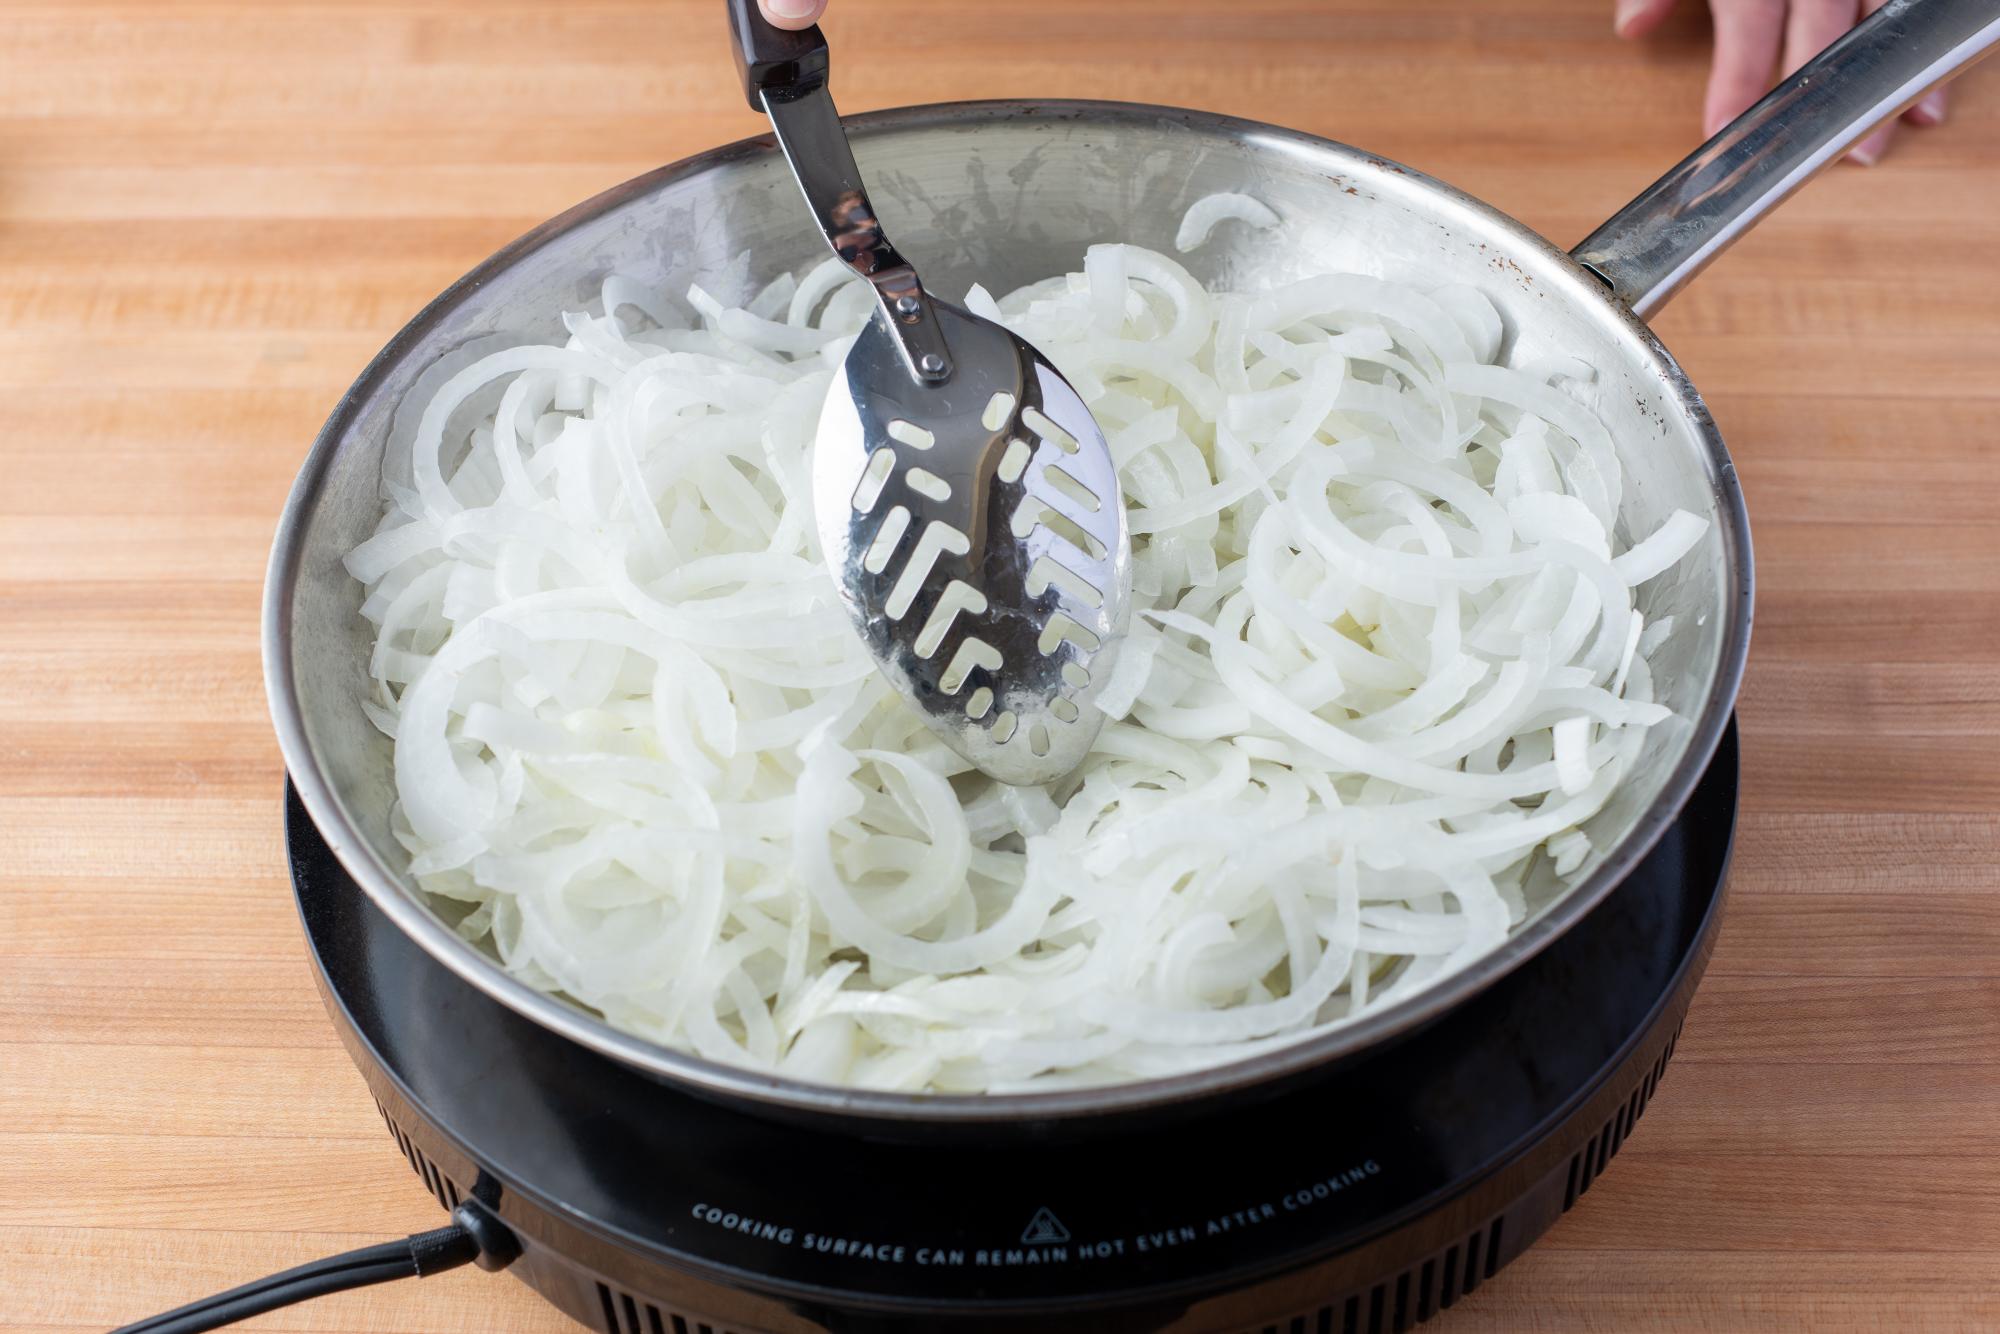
(451, 1198), (524, 1273)
(408, 1223), (481, 1277)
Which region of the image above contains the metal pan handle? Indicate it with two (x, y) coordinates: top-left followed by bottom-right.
(1573, 0), (2000, 319)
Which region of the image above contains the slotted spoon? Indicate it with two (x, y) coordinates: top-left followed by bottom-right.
(726, 0), (1133, 787)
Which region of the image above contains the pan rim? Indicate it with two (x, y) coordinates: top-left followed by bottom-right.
(262, 97), (1752, 1124)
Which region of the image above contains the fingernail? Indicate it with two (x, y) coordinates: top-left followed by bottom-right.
(1848, 132), (1887, 167)
(1910, 89), (1948, 126)
(766, 0), (816, 16)
(1613, 0), (1648, 37)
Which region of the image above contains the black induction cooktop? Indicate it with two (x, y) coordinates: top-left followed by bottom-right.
(290, 721), (1736, 1333)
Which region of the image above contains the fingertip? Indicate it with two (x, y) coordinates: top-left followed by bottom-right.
(1847, 125), (1893, 167)
(1613, 0), (1675, 40)
(1904, 87), (1949, 127)
(759, 0), (825, 30)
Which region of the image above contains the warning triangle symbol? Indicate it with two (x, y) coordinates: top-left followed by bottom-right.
(1021, 1206), (1071, 1245)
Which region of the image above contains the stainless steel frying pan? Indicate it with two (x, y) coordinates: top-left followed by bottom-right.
(263, 0), (1997, 1124)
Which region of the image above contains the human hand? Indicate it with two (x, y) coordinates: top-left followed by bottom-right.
(759, 0), (828, 30)
(1614, 0), (1950, 164)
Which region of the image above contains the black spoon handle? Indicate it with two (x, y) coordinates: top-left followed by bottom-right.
(725, 0), (829, 111)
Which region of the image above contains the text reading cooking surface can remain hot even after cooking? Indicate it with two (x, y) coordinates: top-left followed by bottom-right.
(686, 1157), (1383, 1270)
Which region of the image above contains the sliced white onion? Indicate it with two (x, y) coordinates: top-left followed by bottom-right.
(1613, 508), (1709, 585)
(349, 207), (1707, 1092)
(1174, 192), (1281, 253)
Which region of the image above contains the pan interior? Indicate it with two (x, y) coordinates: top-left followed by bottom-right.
(272, 103), (1741, 1114)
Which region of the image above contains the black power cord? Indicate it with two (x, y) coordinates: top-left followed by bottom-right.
(112, 1200), (517, 1334)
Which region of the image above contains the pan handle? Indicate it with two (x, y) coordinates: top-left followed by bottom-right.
(1572, 0), (2000, 319)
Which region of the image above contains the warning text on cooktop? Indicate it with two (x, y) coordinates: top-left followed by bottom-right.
(685, 1156), (1384, 1272)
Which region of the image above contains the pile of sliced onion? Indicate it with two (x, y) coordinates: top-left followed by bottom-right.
(347, 198), (1706, 1092)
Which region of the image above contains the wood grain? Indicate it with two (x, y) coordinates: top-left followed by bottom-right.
(2, 1), (1994, 1330)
